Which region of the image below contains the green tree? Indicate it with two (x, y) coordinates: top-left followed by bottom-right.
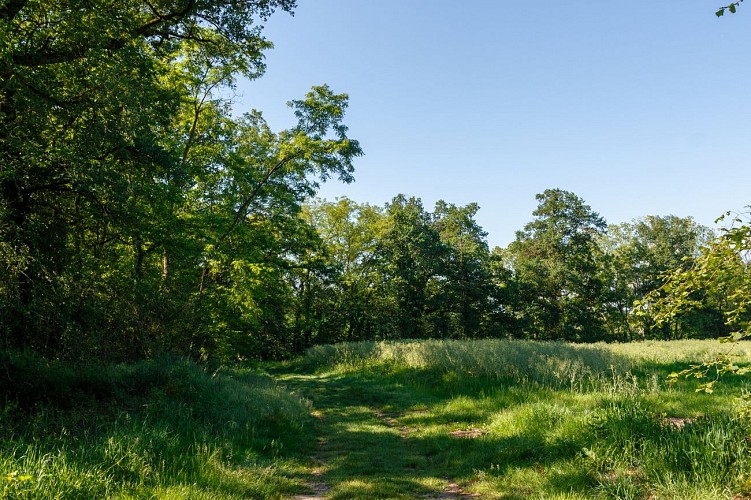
(180, 86), (362, 359)
(648, 215), (751, 342)
(301, 197), (387, 344)
(431, 201), (493, 338)
(601, 215), (713, 340)
(303, 198), (509, 342)
(0, 0), (366, 362)
(376, 195), (445, 339)
(647, 215), (751, 393)
(507, 189), (608, 341)
(485, 247), (523, 338)
(0, 0), (297, 357)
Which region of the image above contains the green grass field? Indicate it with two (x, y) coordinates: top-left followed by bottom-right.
(3, 339), (751, 498)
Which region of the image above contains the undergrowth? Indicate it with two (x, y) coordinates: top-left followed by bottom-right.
(0, 352), (314, 499)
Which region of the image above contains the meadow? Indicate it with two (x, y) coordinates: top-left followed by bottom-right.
(3, 339), (751, 499)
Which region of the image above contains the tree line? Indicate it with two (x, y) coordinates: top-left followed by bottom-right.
(0, 0), (746, 362)
(294, 191), (730, 350)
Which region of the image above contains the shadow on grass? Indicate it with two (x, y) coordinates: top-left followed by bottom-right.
(279, 371), (600, 499)
(278, 349), (751, 498)
(0, 353), (317, 499)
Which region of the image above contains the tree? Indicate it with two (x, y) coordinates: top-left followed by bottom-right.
(601, 216), (713, 340)
(0, 0), (366, 361)
(507, 189), (608, 341)
(180, 85), (362, 359)
(431, 201), (493, 338)
(376, 195), (445, 339)
(300, 197), (387, 345)
(647, 214), (751, 392)
(485, 247), (523, 338)
(648, 215), (751, 341)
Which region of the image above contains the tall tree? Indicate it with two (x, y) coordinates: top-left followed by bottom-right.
(431, 201), (493, 338)
(179, 86), (362, 359)
(507, 189), (608, 341)
(485, 246), (523, 338)
(300, 197), (386, 344)
(0, 0), (366, 361)
(376, 195), (445, 339)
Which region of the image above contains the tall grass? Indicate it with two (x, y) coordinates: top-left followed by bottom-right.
(4, 340), (750, 498)
(304, 338), (751, 393)
(584, 397), (751, 498)
(303, 339), (636, 391)
(0, 352), (313, 499)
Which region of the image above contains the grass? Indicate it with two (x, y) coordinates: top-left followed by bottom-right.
(277, 339), (751, 498)
(2, 339), (751, 498)
(0, 352), (316, 499)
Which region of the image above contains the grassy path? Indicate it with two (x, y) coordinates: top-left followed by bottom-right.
(264, 340), (751, 499)
(277, 371), (483, 499)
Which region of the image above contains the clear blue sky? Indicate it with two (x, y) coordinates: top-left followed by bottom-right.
(236, 1), (751, 248)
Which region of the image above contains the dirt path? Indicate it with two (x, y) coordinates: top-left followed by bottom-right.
(280, 372), (481, 499)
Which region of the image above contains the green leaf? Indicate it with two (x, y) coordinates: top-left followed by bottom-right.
(697, 381), (716, 393)
(716, 8), (725, 16)
(729, 3), (737, 13)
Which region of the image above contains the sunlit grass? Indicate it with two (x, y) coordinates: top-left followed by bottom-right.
(3, 339), (751, 498)
(281, 338), (751, 498)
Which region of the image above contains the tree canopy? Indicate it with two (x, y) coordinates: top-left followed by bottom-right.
(0, 0), (365, 360)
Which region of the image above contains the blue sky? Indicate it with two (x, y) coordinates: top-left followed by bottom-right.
(237, 1), (751, 248)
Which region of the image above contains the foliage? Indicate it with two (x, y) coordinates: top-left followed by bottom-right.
(375, 195), (445, 338)
(431, 201), (494, 338)
(0, 0), (369, 361)
(0, 0), (724, 361)
(0, 2), (736, 361)
(644, 213), (751, 392)
(299, 197), (387, 346)
(601, 215), (714, 340)
(289, 191), (722, 348)
(296, 196), (514, 344)
(717, 1), (744, 16)
(507, 189), (608, 341)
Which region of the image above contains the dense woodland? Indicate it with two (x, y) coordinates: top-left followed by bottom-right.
(1, 0), (749, 363)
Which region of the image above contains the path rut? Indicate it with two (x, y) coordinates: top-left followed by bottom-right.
(280, 373), (481, 499)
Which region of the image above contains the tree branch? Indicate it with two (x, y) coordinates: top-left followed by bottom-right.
(218, 155), (296, 243)
(717, 0), (743, 16)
